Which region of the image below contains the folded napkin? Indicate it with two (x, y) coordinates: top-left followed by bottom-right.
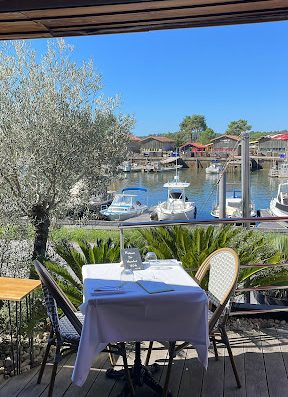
(89, 280), (125, 296)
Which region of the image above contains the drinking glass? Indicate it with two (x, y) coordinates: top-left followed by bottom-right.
(144, 252), (158, 265)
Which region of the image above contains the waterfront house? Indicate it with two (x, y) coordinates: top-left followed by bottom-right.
(257, 132), (288, 156)
(128, 135), (142, 153)
(180, 141), (206, 157)
(207, 134), (241, 156)
(139, 136), (175, 156)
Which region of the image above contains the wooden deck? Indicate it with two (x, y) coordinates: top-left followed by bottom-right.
(1, 329), (287, 397)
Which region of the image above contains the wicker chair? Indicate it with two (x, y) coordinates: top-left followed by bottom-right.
(34, 260), (131, 397)
(146, 248), (241, 396)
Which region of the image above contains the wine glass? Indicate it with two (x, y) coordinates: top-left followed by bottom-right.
(120, 268), (134, 288)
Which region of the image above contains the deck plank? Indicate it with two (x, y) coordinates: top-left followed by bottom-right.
(40, 354), (77, 397)
(201, 344), (225, 397)
(177, 347), (204, 397)
(244, 332), (269, 397)
(261, 329), (288, 397)
(0, 366), (40, 397)
(0, 352), (71, 397)
(62, 352), (109, 397)
(16, 353), (72, 397)
(223, 332), (245, 397)
(276, 328), (288, 377)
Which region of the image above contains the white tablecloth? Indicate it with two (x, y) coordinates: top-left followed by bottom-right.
(72, 261), (209, 386)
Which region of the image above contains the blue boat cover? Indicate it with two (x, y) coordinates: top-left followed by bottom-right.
(122, 187), (147, 193)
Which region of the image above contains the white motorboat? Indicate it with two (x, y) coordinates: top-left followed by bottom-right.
(153, 175), (196, 221)
(270, 182), (288, 217)
(211, 189), (256, 218)
(205, 161), (222, 174)
(100, 187), (148, 221)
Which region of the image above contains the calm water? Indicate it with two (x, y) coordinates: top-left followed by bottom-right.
(111, 168), (280, 220)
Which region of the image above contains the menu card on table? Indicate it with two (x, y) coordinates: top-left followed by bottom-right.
(137, 280), (174, 294)
(121, 248), (144, 270)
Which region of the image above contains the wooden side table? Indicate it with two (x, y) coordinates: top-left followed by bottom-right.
(0, 277), (41, 376)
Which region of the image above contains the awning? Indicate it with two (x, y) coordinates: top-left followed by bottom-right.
(0, 1), (288, 40)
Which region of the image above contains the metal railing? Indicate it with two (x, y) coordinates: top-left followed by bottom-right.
(119, 215), (288, 229)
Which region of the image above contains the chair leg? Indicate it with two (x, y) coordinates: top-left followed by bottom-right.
(47, 343), (62, 397)
(107, 343), (116, 367)
(37, 330), (54, 384)
(145, 341), (154, 366)
(220, 327), (241, 388)
(162, 341), (176, 397)
(211, 335), (219, 361)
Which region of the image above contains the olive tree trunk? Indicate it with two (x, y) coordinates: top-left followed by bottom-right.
(31, 204), (50, 261)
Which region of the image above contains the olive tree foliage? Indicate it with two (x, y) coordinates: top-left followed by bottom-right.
(0, 40), (134, 259)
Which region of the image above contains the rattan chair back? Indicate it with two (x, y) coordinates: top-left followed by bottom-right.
(195, 248), (239, 332)
(34, 260), (82, 337)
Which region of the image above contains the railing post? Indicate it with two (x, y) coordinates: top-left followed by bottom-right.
(120, 226), (124, 248)
(219, 170), (226, 219)
(241, 131), (250, 229)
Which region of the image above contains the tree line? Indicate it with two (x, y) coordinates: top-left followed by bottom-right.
(163, 115), (274, 146)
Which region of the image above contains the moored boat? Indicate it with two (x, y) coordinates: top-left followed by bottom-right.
(153, 175), (196, 221)
(205, 161), (222, 174)
(100, 187), (148, 221)
(211, 189), (256, 218)
(270, 182), (288, 217)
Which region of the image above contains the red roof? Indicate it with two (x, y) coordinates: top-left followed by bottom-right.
(270, 133), (288, 140)
(129, 135), (142, 142)
(141, 136), (175, 143)
(180, 141), (206, 149)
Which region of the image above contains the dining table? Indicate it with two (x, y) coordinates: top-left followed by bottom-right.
(72, 260), (209, 395)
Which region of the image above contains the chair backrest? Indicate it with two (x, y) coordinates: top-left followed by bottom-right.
(195, 248), (240, 332)
(34, 260), (82, 337)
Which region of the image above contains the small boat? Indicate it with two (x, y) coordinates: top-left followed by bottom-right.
(153, 175), (196, 221)
(270, 182), (288, 217)
(205, 161), (222, 174)
(119, 161), (142, 172)
(211, 189), (256, 218)
(159, 164), (183, 172)
(268, 162), (288, 178)
(100, 187), (148, 221)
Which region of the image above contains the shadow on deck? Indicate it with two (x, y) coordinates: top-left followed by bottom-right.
(1, 329), (287, 397)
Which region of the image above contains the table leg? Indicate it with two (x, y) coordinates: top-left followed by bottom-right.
(7, 301), (16, 376)
(106, 342), (173, 397)
(15, 301), (23, 375)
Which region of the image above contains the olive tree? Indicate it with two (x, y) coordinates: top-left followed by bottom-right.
(0, 40), (133, 259)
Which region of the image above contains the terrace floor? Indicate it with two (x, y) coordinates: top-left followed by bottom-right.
(0, 329), (287, 397)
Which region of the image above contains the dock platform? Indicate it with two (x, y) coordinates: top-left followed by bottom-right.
(257, 209), (288, 232)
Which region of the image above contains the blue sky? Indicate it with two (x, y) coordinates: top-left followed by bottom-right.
(33, 21), (288, 136)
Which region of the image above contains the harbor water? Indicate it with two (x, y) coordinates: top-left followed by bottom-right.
(111, 168), (281, 220)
